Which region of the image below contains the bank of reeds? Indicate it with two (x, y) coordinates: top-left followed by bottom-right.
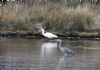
(0, 2), (99, 34)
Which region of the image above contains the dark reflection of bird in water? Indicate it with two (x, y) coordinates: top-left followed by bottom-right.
(57, 54), (75, 70)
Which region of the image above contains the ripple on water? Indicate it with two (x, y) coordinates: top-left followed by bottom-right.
(0, 39), (100, 70)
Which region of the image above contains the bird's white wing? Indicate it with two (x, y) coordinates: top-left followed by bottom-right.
(44, 32), (58, 38)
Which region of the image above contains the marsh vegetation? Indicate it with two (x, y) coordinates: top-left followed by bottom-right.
(0, 0), (100, 38)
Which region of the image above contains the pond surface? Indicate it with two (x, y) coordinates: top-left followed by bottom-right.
(0, 38), (100, 70)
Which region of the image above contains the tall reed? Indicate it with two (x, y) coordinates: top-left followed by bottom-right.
(0, 2), (98, 33)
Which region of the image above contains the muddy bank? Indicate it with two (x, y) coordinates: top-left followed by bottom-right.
(0, 31), (42, 39)
(0, 31), (100, 40)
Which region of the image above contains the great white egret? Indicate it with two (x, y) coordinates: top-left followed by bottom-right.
(57, 39), (74, 55)
(39, 29), (58, 39)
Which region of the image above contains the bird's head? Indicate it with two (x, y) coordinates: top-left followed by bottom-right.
(38, 29), (44, 33)
(40, 29), (44, 31)
(57, 39), (62, 43)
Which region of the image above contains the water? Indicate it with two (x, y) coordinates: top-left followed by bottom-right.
(0, 38), (100, 70)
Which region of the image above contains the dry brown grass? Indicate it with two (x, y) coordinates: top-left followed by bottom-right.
(0, 2), (99, 32)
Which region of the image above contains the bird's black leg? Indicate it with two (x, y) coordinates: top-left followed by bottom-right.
(45, 38), (49, 41)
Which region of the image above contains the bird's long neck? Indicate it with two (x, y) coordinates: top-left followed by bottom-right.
(58, 39), (62, 49)
(41, 29), (45, 35)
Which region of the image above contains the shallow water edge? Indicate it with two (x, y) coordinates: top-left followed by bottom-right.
(0, 31), (100, 40)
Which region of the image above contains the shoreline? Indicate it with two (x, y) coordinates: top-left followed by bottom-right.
(0, 31), (100, 40)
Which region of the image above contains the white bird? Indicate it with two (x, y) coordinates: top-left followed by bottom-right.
(57, 39), (74, 55)
(39, 29), (58, 39)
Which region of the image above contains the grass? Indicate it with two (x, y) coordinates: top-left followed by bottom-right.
(0, 1), (99, 35)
